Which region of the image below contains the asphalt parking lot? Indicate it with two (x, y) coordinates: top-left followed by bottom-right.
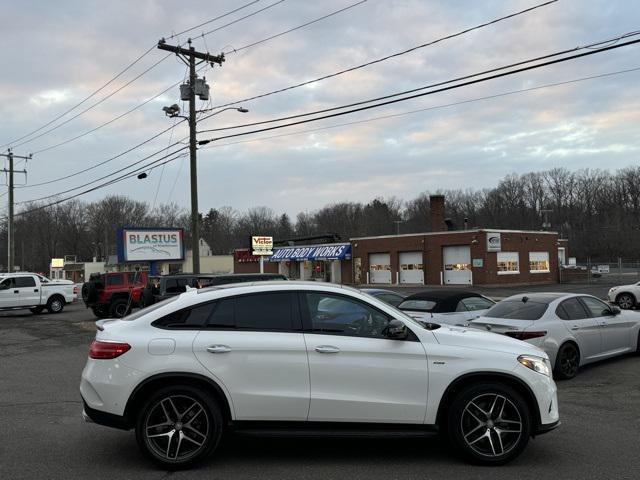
(1, 299), (639, 480)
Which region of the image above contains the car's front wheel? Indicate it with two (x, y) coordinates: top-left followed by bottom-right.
(616, 293), (635, 310)
(447, 383), (531, 465)
(135, 385), (223, 469)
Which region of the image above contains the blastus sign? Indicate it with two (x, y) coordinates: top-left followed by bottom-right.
(118, 228), (185, 262)
(486, 232), (502, 252)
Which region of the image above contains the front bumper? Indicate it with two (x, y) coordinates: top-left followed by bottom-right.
(535, 419), (561, 436)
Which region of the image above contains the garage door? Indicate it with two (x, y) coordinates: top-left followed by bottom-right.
(369, 253), (391, 284)
(443, 246), (472, 285)
(399, 252), (424, 284)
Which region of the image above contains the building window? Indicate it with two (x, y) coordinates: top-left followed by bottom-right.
(529, 252), (550, 273)
(497, 252), (519, 274)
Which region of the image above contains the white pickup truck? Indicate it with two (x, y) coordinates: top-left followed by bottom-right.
(0, 273), (77, 314)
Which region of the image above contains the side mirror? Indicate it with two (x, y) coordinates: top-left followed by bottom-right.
(610, 306), (621, 316)
(385, 319), (408, 340)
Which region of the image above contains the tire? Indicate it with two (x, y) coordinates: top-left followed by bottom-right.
(46, 295), (65, 314)
(447, 382), (531, 465)
(82, 282), (99, 304)
(109, 299), (131, 318)
(636, 330), (640, 354)
(554, 343), (580, 380)
(616, 293), (635, 310)
(29, 306), (45, 314)
(135, 385), (223, 470)
(91, 305), (110, 319)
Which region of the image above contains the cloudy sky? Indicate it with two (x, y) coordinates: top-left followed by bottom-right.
(2, 0), (639, 218)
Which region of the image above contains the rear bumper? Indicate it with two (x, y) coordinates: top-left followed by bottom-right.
(82, 400), (131, 430)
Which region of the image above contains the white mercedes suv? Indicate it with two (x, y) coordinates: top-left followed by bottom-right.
(80, 282), (559, 469)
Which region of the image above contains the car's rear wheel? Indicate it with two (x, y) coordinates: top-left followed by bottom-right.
(554, 342), (580, 380)
(109, 299), (130, 318)
(616, 293), (635, 310)
(46, 295), (65, 314)
(135, 385), (223, 469)
(447, 382), (531, 465)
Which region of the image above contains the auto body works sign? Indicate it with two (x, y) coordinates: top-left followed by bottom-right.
(120, 229), (184, 262)
(269, 244), (351, 262)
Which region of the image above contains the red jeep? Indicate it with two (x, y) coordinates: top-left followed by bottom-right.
(81, 271), (148, 318)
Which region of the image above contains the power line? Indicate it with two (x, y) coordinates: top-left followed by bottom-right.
(1, 1), (263, 149)
(199, 66), (640, 149)
(17, 144), (189, 204)
(200, 30), (640, 132)
(198, 37), (640, 142)
(13, 63), (638, 218)
(222, 0), (368, 54)
(168, 0), (262, 40)
(16, 0), (344, 155)
(15, 150), (190, 218)
(198, 0), (560, 115)
(16, 121), (186, 189)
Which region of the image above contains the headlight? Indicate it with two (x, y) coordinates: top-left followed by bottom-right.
(518, 355), (551, 377)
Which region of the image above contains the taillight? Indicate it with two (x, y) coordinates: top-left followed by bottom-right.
(89, 340), (131, 359)
(505, 331), (547, 340)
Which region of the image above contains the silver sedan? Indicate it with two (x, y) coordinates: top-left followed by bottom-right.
(469, 292), (640, 379)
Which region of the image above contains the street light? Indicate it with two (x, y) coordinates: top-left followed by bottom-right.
(147, 104), (249, 274)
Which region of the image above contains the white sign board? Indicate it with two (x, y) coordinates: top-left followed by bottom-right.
(597, 265), (610, 274)
(252, 236), (273, 256)
(486, 232), (502, 252)
(123, 229), (184, 262)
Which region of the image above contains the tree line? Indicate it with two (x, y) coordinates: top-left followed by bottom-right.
(3, 166), (639, 272)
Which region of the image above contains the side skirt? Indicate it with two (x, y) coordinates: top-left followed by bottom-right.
(230, 421), (439, 438)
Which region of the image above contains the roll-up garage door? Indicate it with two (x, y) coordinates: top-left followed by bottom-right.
(399, 252), (424, 284)
(443, 246), (472, 285)
(369, 253), (391, 284)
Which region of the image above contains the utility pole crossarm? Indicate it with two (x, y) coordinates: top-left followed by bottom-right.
(157, 40), (225, 65)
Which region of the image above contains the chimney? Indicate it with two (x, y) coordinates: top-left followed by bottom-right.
(429, 195), (446, 232)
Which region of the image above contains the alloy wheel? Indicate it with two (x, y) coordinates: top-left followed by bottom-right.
(144, 395), (210, 463)
(618, 294), (634, 310)
(50, 299), (63, 312)
(460, 393), (523, 458)
(560, 346), (579, 378)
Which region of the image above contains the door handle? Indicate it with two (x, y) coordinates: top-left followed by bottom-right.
(34, 289), (39, 292)
(13, 290), (19, 294)
(315, 345), (340, 354)
(570, 325), (580, 331)
(206, 345), (231, 354)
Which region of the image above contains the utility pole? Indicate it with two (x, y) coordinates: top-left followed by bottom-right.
(1, 149), (30, 272)
(157, 38), (224, 274)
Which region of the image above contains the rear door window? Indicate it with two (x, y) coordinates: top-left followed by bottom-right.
(152, 302), (215, 329)
(235, 292), (296, 331)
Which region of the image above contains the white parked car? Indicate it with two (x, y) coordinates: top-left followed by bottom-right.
(607, 282), (640, 309)
(469, 293), (640, 379)
(397, 290), (495, 326)
(0, 272), (77, 314)
(81, 282), (559, 468)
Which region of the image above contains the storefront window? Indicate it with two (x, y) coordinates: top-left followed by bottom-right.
(529, 252), (550, 273)
(497, 252), (519, 274)
(444, 263), (470, 271)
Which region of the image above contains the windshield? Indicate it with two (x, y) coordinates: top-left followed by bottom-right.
(398, 299), (437, 312)
(483, 300), (548, 321)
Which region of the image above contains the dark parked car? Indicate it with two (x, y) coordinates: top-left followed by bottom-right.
(360, 288), (406, 307)
(141, 273), (288, 307)
(398, 289), (495, 326)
